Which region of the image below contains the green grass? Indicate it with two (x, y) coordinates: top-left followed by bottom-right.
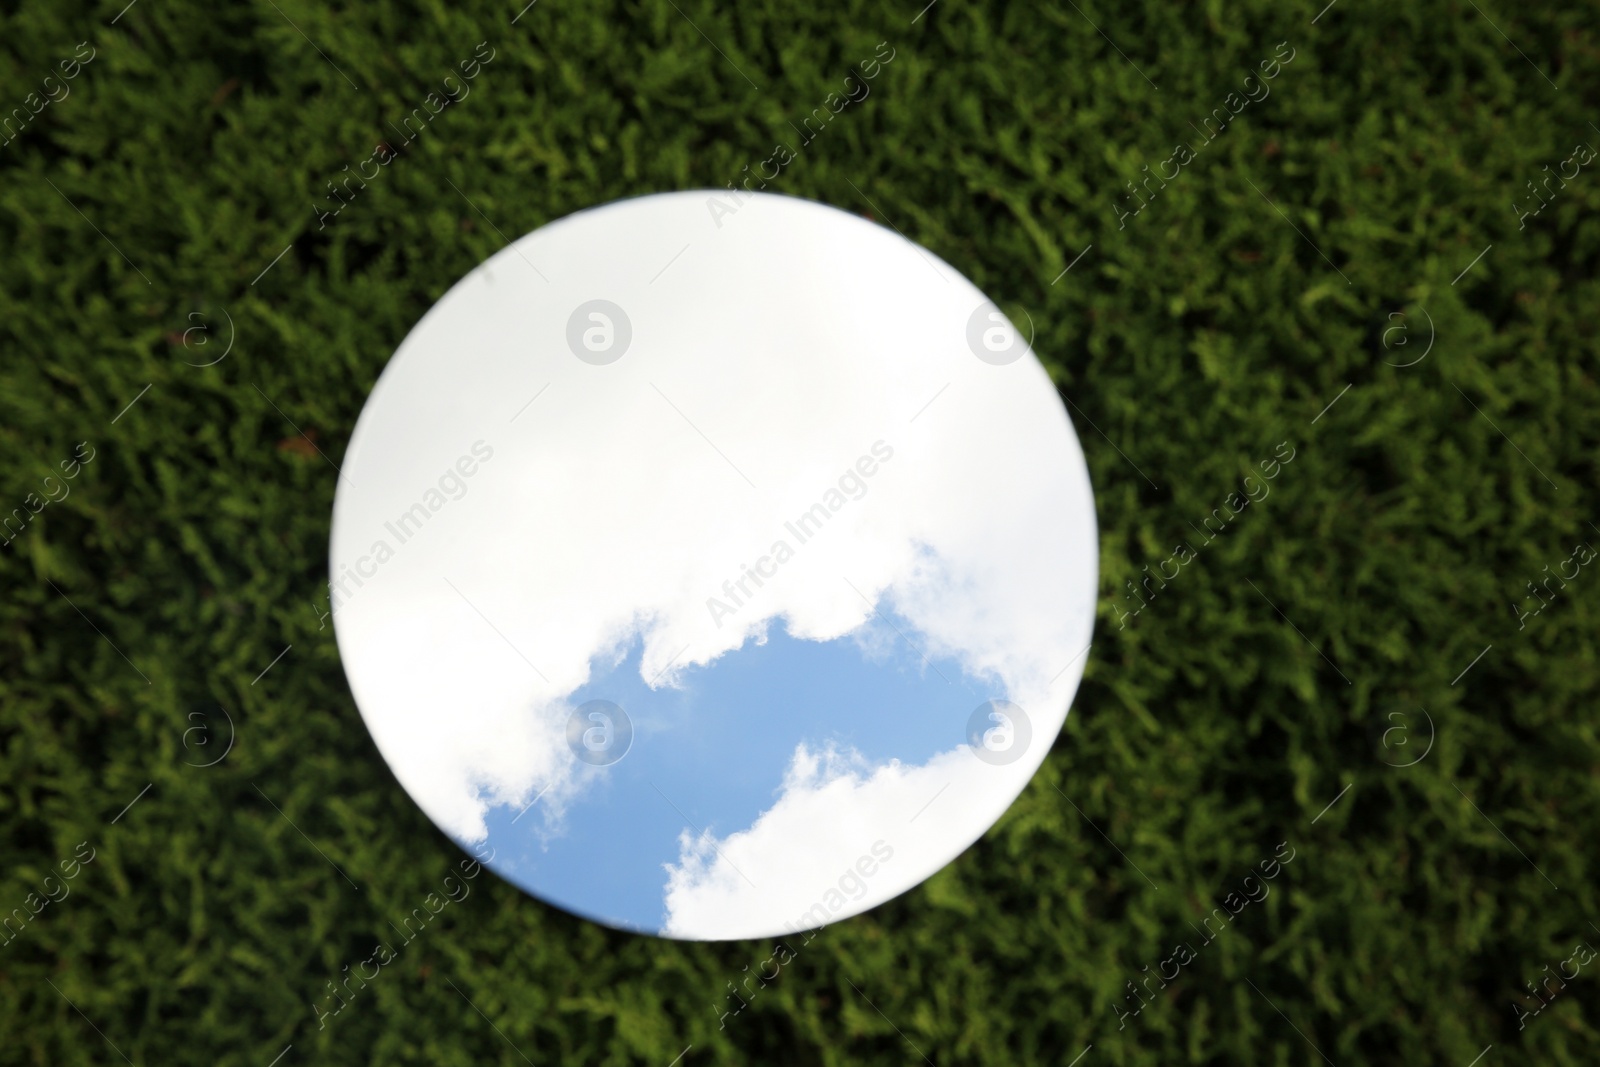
(2, 0), (1598, 1063)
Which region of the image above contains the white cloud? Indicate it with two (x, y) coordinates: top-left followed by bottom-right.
(661, 740), (1039, 940)
(331, 191), (1097, 926)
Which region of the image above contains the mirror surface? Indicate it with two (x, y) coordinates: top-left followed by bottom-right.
(330, 191), (1097, 940)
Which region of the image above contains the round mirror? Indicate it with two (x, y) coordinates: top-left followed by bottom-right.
(330, 191), (1097, 940)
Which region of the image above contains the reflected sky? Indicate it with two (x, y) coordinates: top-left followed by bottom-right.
(477, 609), (993, 932)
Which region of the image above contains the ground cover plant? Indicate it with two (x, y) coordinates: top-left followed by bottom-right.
(1, 0), (1597, 1063)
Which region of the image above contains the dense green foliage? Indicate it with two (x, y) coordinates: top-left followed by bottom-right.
(2, 0), (1597, 1063)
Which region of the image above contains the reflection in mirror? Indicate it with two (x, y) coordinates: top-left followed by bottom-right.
(331, 191), (1098, 940)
